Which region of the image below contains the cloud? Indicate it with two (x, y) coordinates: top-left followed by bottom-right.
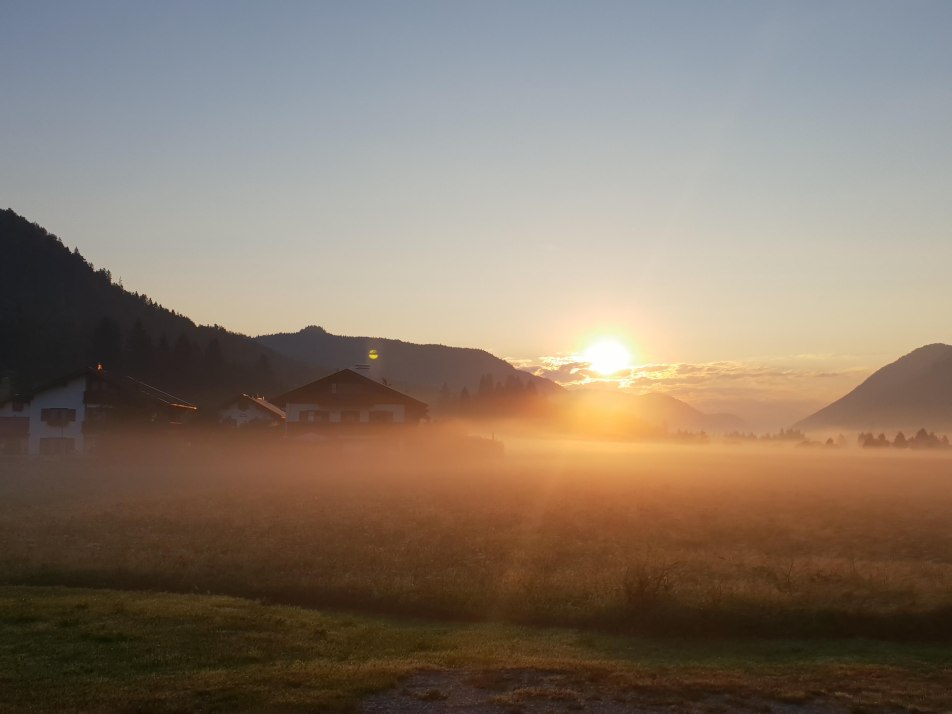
(509, 353), (873, 427)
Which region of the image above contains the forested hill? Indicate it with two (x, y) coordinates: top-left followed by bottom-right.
(0, 209), (312, 404)
(258, 325), (561, 396)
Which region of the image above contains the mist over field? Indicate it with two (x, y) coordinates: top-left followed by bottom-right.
(4, 1), (952, 709)
(4, 436), (952, 640)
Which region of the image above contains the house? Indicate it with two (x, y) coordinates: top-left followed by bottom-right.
(0, 366), (196, 456)
(217, 394), (286, 428)
(272, 368), (428, 435)
(0, 399), (29, 455)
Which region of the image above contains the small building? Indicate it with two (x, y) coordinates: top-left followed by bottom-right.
(217, 394), (286, 429)
(0, 366), (196, 456)
(273, 368), (428, 435)
(0, 399), (30, 455)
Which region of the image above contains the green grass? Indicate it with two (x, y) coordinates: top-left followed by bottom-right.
(4, 446), (952, 639)
(3, 586), (952, 712)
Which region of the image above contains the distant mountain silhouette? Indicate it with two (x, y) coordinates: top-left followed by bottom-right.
(569, 389), (745, 434)
(257, 326), (561, 401)
(0, 208), (562, 409)
(795, 344), (952, 432)
(0, 208), (311, 403)
(631, 392), (746, 432)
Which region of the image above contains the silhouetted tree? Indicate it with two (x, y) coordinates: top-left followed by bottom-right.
(125, 319), (154, 378)
(911, 428), (941, 449)
(504, 374), (524, 397)
(154, 333), (171, 380)
(171, 333), (195, 389)
(438, 382), (451, 411)
(477, 373), (494, 399)
(89, 317), (122, 370)
(252, 353), (273, 394)
(203, 337), (225, 389)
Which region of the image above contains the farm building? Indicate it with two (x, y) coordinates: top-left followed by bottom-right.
(272, 368), (428, 435)
(0, 366), (196, 455)
(217, 394), (286, 428)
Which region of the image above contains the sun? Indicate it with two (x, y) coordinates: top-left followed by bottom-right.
(581, 339), (632, 376)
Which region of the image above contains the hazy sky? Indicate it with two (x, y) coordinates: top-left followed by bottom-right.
(3, 1), (951, 378)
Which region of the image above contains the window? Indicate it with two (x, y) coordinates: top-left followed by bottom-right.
(39, 437), (75, 455)
(40, 408), (76, 427)
(369, 410), (393, 424)
(300, 409), (329, 424)
(340, 410), (361, 424)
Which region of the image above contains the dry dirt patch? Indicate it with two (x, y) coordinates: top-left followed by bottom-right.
(360, 668), (879, 713)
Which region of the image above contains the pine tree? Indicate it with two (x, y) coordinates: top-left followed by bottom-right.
(203, 337), (225, 389)
(125, 319), (154, 378)
(89, 317), (123, 370)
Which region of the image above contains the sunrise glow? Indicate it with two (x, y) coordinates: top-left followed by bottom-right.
(581, 339), (632, 376)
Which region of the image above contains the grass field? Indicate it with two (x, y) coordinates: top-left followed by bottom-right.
(3, 585), (952, 712)
(3, 440), (952, 640)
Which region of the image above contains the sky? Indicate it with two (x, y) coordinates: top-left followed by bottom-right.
(3, 1), (952, 419)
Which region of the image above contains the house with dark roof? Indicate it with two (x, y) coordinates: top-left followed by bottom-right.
(0, 366), (196, 455)
(272, 368), (428, 435)
(217, 394), (286, 429)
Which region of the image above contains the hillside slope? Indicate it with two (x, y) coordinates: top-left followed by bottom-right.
(795, 344), (952, 432)
(0, 208), (311, 403)
(0, 208), (559, 409)
(632, 392), (746, 433)
(257, 325), (561, 397)
(567, 389), (745, 434)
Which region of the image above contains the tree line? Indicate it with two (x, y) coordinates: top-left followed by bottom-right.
(87, 318), (275, 402)
(858, 429), (950, 449)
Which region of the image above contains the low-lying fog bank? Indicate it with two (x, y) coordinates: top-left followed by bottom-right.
(2, 437), (952, 639)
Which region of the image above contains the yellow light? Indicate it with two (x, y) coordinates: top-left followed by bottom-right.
(582, 339), (631, 376)
(368, 349), (379, 360)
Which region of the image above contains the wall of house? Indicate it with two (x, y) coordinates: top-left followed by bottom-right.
(286, 402), (407, 425)
(0, 400), (30, 455)
(0, 402), (28, 418)
(219, 403), (281, 427)
(27, 376), (88, 455)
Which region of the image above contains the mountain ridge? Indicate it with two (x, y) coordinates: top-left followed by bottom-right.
(795, 343), (952, 432)
(0, 208), (562, 408)
(0, 206), (754, 431)
(256, 325), (561, 397)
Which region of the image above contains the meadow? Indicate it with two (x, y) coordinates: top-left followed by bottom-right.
(5, 585), (952, 713)
(3, 438), (952, 640)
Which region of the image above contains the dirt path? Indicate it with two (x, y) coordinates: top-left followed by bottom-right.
(360, 669), (876, 713)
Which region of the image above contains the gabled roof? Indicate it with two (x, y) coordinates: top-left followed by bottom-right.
(0, 367), (196, 412)
(105, 371), (197, 411)
(219, 394), (286, 421)
(272, 369), (428, 413)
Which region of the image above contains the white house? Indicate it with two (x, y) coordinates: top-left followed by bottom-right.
(0, 366), (196, 456)
(272, 368), (428, 435)
(217, 394), (285, 428)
